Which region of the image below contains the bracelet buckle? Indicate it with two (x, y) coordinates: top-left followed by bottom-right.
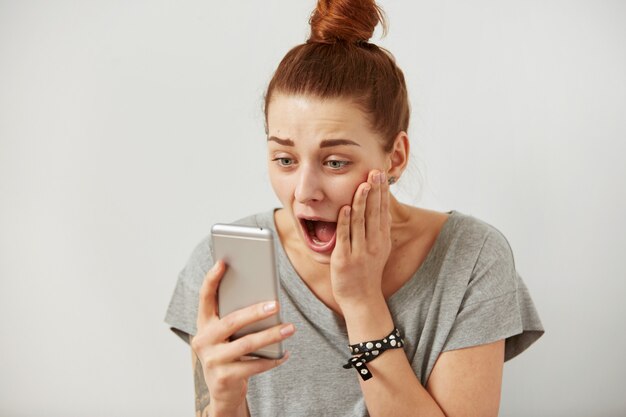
(343, 328), (405, 381)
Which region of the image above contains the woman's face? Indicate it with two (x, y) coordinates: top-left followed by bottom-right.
(266, 94), (391, 264)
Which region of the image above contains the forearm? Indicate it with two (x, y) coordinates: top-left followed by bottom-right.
(208, 400), (249, 417)
(342, 296), (446, 417)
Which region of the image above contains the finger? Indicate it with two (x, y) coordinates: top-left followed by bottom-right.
(334, 205), (352, 256)
(215, 300), (280, 341)
(220, 322), (296, 363)
(222, 351), (291, 380)
(197, 260), (226, 328)
(380, 172), (391, 234)
(365, 170), (382, 240)
(350, 182), (371, 252)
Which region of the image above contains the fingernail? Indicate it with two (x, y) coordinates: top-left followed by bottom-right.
(362, 185), (371, 196)
(264, 301), (277, 312)
(344, 206), (351, 216)
(280, 324), (295, 336)
(381, 172), (387, 184)
(373, 172), (381, 184)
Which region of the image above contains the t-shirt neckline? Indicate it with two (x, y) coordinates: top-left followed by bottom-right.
(262, 208), (460, 338)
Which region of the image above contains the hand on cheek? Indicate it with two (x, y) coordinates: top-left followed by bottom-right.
(330, 169), (392, 306)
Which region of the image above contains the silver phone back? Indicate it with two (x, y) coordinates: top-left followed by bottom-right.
(211, 223), (283, 359)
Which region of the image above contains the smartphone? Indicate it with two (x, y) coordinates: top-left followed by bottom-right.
(210, 223), (284, 359)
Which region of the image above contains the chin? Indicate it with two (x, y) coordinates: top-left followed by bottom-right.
(308, 251), (332, 265)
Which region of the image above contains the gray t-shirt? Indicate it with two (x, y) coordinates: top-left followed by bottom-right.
(164, 209), (544, 416)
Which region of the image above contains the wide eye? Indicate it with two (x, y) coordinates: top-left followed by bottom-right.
(272, 157), (295, 167)
(325, 160), (349, 170)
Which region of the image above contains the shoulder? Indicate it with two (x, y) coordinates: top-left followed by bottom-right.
(408, 209), (520, 302)
(165, 209), (279, 341)
(407, 207), (514, 263)
(231, 209), (276, 228)
(185, 209), (277, 271)
(446, 211), (519, 297)
(445, 210), (516, 265)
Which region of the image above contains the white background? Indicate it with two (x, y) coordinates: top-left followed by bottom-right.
(1, 1), (625, 416)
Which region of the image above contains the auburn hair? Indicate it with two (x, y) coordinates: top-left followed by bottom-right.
(264, 0), (410, 152)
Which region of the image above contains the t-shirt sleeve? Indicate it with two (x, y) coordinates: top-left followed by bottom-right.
(164, 234), (214, 345)
(442, 226), (544, 361)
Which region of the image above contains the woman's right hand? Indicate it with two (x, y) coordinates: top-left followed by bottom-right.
(191, 260), (295, 416)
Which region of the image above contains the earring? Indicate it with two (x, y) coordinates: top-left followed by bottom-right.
(388, 176), (397, 185)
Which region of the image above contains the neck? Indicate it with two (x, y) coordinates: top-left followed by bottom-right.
(389, 195), (412, 232)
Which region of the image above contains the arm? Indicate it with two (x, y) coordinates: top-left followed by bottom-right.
(342, 298), (504, 417)
(191, 342), (211, 417)
(427, 339), (504, 417)
(333, 170), (504, 417)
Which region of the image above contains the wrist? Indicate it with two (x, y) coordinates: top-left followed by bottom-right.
(341, 295), (394, 344)
(337, 288), (385, 311)
(339, 292), (386, 318)
(209, 400), (248, 417)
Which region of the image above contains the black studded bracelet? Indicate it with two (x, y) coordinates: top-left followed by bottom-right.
(343, 328), (405, 381)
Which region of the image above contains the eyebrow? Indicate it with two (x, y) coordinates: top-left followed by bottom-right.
(267, 136), (360, 148)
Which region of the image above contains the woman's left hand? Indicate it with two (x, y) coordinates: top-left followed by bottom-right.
(330, 169), (392, 307)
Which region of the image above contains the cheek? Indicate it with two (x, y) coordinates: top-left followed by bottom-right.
(268, 166), (370, 205)
(326, 171), (369, 204)
(268, 169), (294, 202)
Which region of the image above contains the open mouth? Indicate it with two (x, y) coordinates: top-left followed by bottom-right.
(298, 217), (338, 253)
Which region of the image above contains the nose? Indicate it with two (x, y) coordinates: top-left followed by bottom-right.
(294, 164), (324, 204)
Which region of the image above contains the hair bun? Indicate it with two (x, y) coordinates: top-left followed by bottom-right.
(309, 0), (386, 44)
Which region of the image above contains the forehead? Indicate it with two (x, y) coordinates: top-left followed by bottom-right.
(267, 94), (380, 144)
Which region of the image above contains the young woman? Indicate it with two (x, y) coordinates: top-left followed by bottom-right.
(165, 1), (544, 416)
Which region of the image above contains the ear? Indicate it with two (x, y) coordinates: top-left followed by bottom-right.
(386, 131), (410, 181)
